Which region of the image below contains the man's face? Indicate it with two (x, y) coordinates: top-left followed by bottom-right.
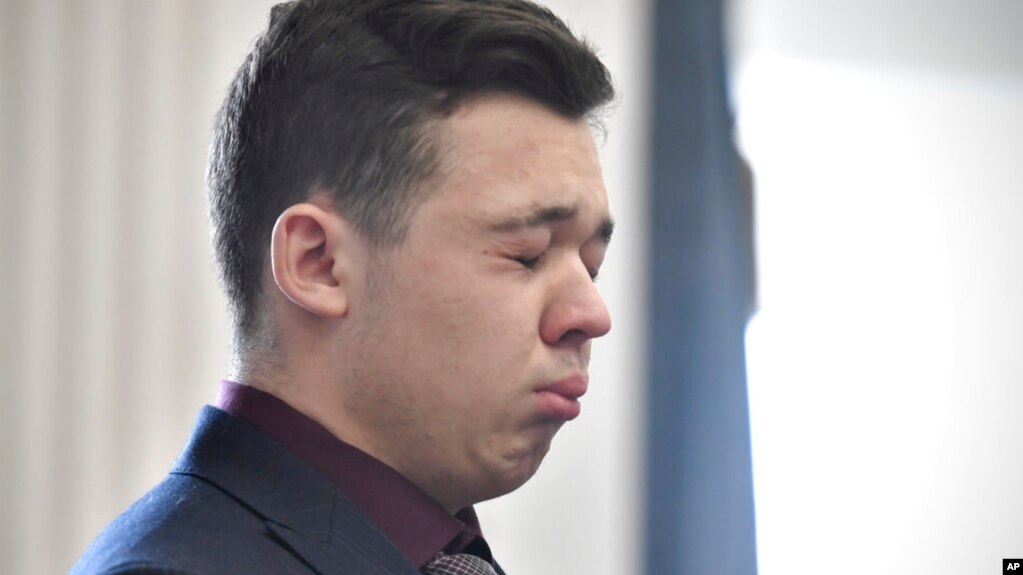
(343, 93), (612, 511)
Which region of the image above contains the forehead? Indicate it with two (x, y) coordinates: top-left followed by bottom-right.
(424, 94), (609, 224)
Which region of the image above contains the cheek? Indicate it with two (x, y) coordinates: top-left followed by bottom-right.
(455, 292), (537, 359)
(373, 246), (547, 376)
(412, 265), (534, 342)
(406, 282), (541, 397)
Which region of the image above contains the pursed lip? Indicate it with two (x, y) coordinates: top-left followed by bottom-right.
(536, 374), (589, 400)
(534, 374), (589, 420)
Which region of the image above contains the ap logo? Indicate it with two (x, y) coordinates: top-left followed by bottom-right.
(1005, 559), (1023, 573)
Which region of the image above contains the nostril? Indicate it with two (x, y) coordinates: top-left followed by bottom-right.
(558, 328), (591, 347)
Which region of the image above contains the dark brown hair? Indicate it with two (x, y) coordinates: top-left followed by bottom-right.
(207, 0), (615, 338)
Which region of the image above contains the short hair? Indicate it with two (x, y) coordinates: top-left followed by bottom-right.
(207, 0), (615, 339)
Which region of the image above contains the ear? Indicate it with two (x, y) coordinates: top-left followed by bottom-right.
(269, 203), (357, 318)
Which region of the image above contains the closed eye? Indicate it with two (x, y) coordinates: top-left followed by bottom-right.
(514, 254), (543, 270)
(516, 254), (601, 283)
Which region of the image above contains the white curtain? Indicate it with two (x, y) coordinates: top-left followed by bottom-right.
(1, 1), (271, 572)
(0, 1), (648, 573)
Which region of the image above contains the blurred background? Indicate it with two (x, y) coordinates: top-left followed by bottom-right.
(0, 0), (1021, 574)
(735, 1), (1023, 573)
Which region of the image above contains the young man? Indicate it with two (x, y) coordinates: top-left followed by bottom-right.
(73, 1), (615, 573)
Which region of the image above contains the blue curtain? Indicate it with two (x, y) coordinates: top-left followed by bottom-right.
(645, 0), (758, 572)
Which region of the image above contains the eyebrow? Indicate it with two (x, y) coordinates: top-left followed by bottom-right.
(490, 203), (615, 246)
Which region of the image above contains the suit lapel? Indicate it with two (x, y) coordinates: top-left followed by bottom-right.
(172, 406), (421, 574)
(266, 515), (417, 575)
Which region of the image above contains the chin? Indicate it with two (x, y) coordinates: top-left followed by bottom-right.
(487, 436), (553, 495)
(474, 467), (542, 505)
(466, 424), (562, 503)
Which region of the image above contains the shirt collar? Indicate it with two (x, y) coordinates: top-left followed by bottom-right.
(214, 380), (491, 567)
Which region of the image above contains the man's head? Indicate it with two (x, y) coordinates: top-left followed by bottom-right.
(208, 0), (614, 342)
(207, 0), (616, 510)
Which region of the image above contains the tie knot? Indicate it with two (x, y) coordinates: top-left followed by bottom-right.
(422, 552), (498, 575)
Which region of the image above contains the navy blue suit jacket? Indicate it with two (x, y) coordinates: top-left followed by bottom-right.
(71, 406), (435, 574)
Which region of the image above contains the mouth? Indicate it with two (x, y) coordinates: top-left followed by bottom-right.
(534, 374), (588, 421)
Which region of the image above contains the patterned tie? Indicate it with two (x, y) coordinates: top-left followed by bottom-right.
(422, 552), (498, 575)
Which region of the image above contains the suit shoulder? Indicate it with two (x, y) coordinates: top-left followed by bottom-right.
(70, 473), (308, 575)
(82, 561), (198, 575)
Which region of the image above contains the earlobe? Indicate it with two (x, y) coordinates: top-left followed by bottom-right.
(270, 203), (352, 318)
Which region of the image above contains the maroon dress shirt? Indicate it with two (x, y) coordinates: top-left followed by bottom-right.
(214, 380), (493, 568)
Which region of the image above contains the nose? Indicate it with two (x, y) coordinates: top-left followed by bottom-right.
(539, 266), (612, 347)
